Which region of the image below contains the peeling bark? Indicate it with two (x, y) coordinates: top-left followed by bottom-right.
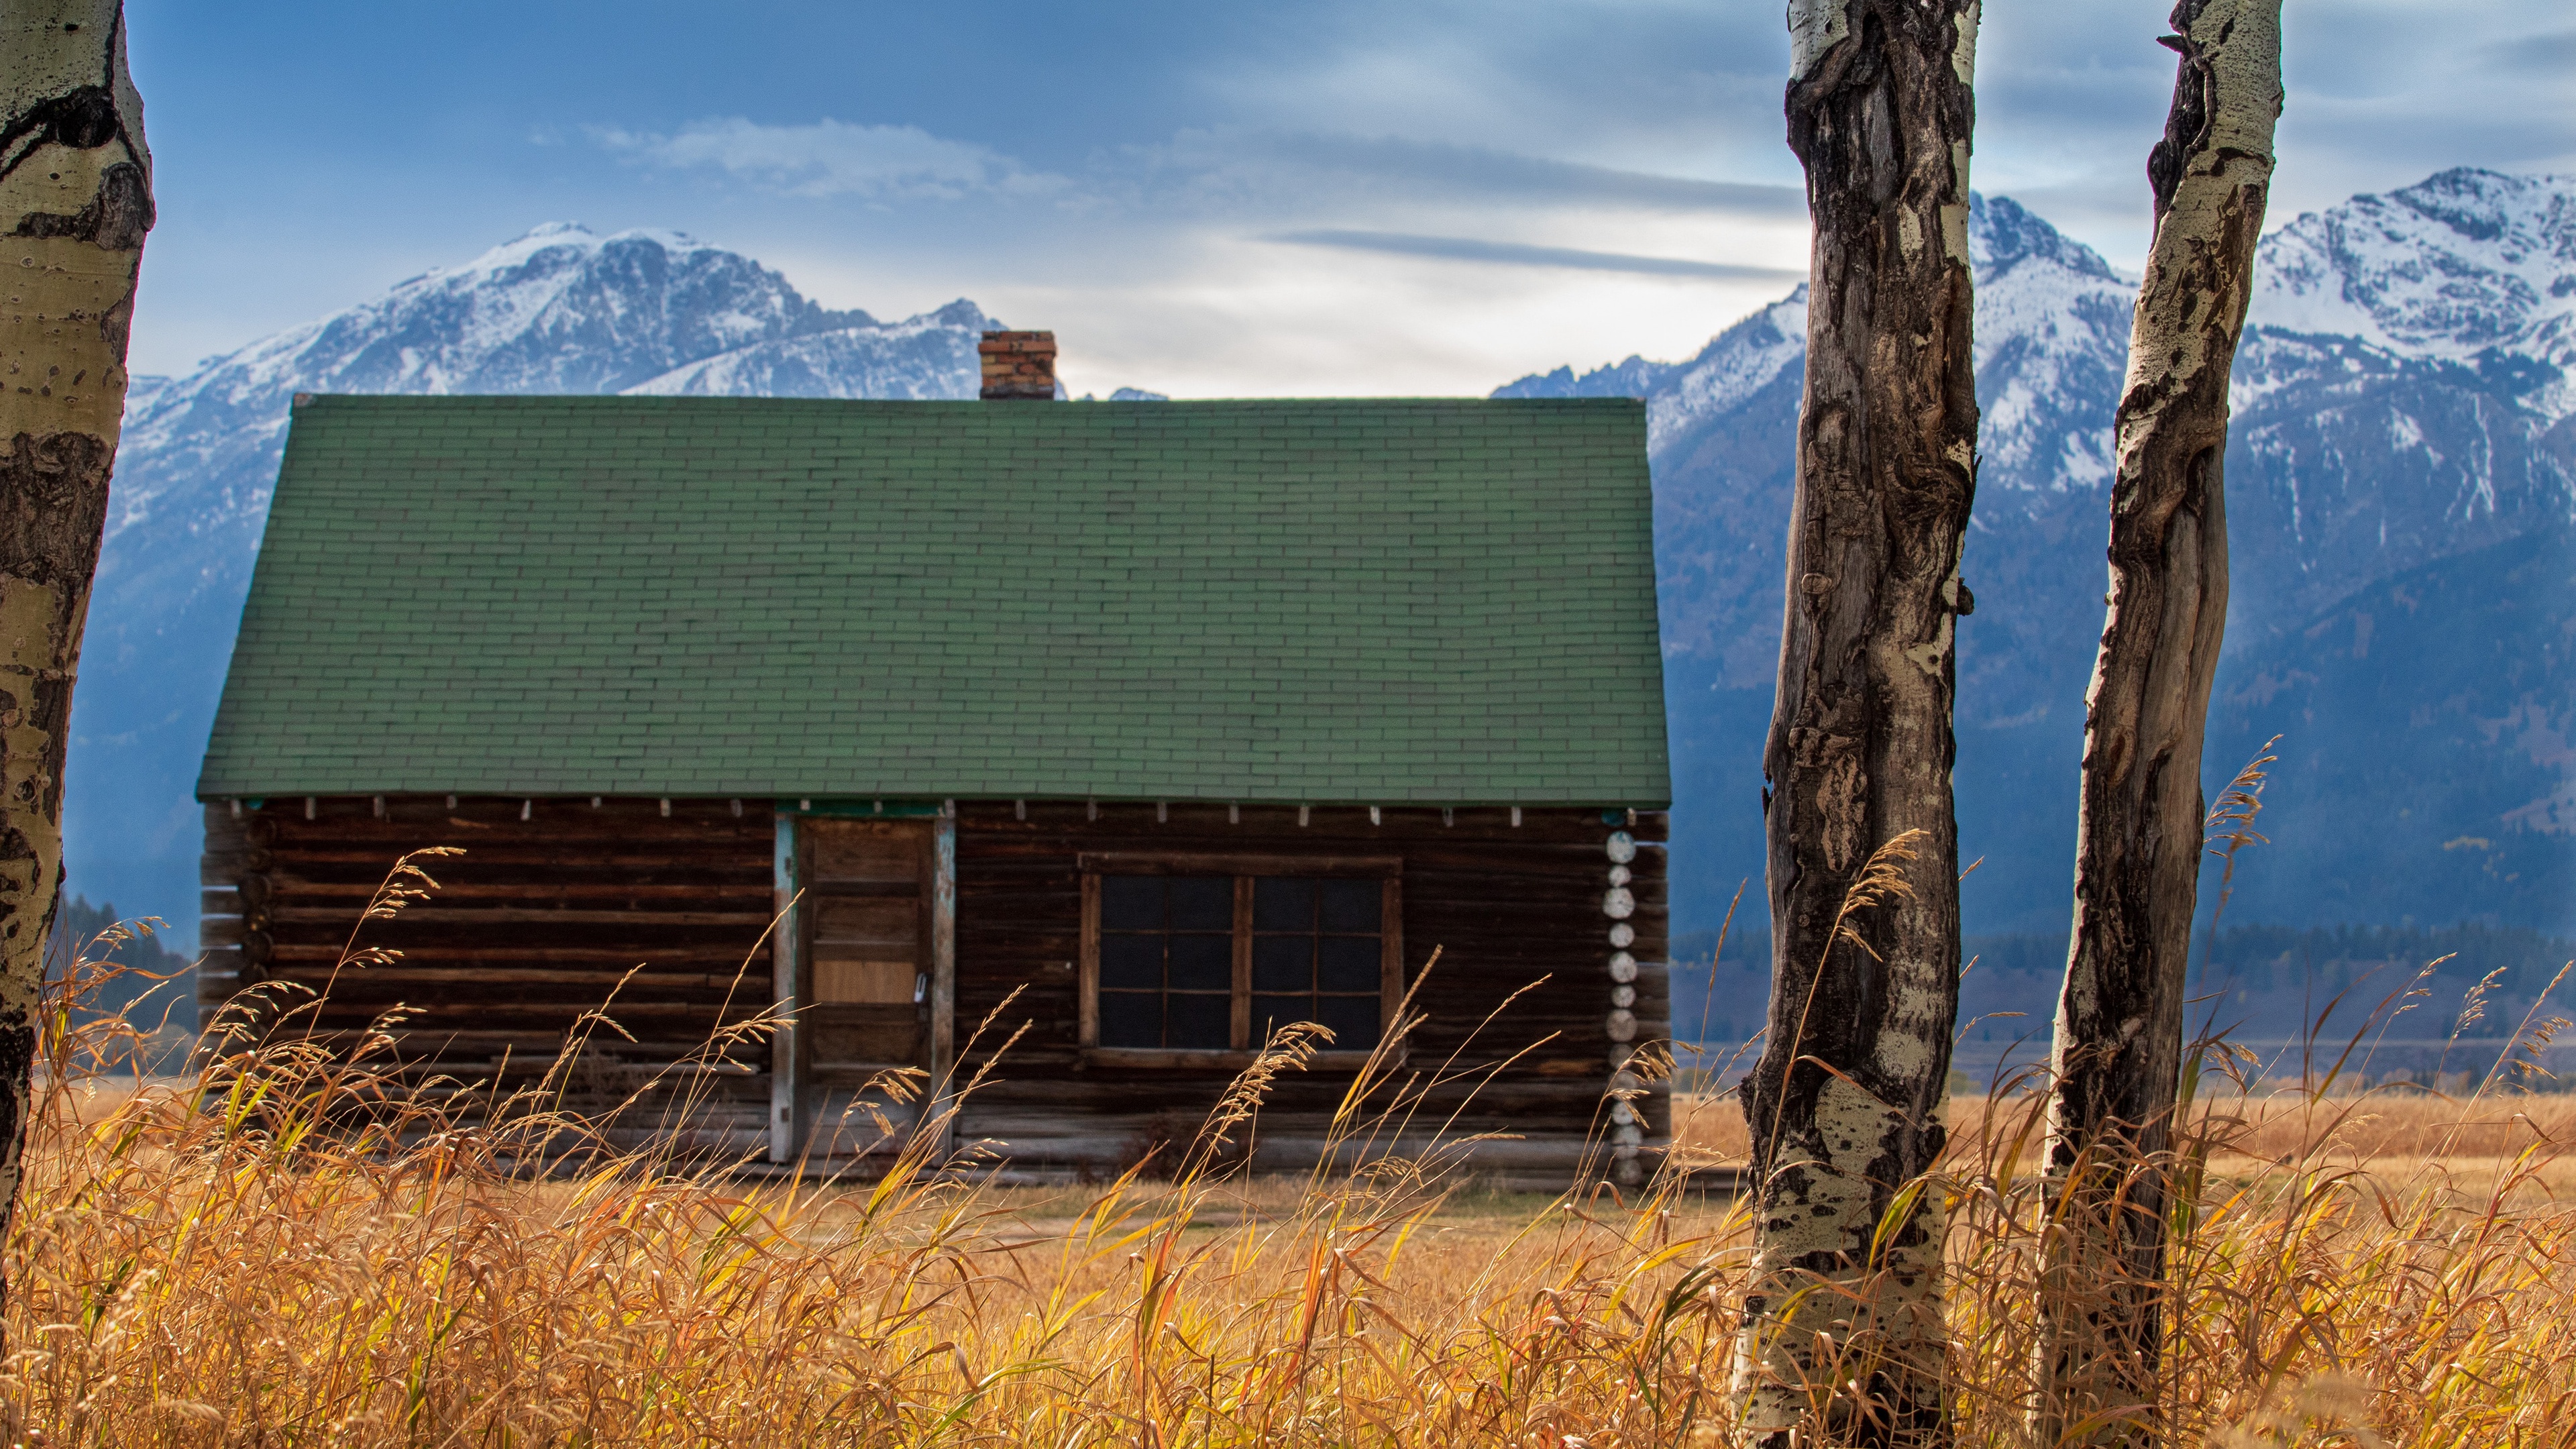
(0, 0), (152, 1303)
(2036, 3), (2280, 1443)
(1731, 2), (1980, 1444)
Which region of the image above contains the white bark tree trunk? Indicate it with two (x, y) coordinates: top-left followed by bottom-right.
(0, 0), (152, 1277)
(1731, 1), (1980, 1444)
(2037, 2), (2281, 1443)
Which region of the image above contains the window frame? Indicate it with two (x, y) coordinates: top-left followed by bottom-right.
(1077, 851), (1405, 1069)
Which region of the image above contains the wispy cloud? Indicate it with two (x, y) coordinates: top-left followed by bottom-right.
(1269, 229), (1803, 281)
(1220, 133), (1806, 217)
(2483, 28), (2576, 74)
(594, 117), (1067, 201)
(1132, 129), (1806, 221)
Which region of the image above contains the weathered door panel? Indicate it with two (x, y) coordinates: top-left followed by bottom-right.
(771, 814), (951, 1162)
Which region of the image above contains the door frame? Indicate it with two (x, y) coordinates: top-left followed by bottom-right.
(769, 802), (957, 1164)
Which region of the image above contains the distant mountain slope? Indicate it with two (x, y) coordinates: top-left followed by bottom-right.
(2206, 527), (2576, 930)
(72, 224), (996, 933)
(623, 299), (991, 398)
(1501, 169), (2576, 937)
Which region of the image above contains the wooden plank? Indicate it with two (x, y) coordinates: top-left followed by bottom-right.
(814, 959), (914, 1004)
(1078, 851), (1401, 877)
(812, 896), (918, 947)
(264, 943), (766, 965)
(264, 965), (761, 990)
(257, 1027), (765, 1057)
(803, 879), (918, 900)
(1381, 875), (1407, 1040)
(268, 906), (772, 927)
(930, 814), (957, 1159)
(770, 810), (800, 1165)
(264, 879), (773, 902)
(804, 817), (926, 881)
(297, 999), (770, 1024)
(1230, 877), (1252, 1051)
(965, 802), (1662, 844)
(1077, 873), (1099, 1049)
(265, 848), (769, 875)
(1079, 1047), (1383, 1072)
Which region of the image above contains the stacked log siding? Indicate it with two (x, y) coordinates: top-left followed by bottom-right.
(201, 798), (1666, 1180)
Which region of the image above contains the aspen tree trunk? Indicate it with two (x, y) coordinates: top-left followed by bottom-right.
(2036, 3), (2279, 1443)
(1730, 1), (1980, 1443)
(0, 0), (152, 1270)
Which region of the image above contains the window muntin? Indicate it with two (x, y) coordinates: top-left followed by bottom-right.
(1248, 877), (1383, 1046)
(1079, 855), (1400, 1059)
(1097, 875), (1234, 1049)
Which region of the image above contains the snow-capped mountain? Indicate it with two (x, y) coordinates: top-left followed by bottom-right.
(1501, 168), (2576, 938)
(623, 299), (995, 399)
(2253, 168), (2576, 420)
(72, 173), (2576, 952)
(70, 224), (997, 935)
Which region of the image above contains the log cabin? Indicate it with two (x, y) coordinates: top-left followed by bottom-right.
(197, 334), (1672, 1186)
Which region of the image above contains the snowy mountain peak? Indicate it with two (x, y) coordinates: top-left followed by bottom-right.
(2251, 167), (2576, 415)
(112, 226), (991, 539)
(1499, 193), (2135, 488)
(1970, 193), (2129, 287)
(78, 225), (1006, 944)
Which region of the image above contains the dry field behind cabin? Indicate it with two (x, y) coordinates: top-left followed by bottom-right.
(1674, 1088), (2576, 1196)
(17, 941), (2576, 1444)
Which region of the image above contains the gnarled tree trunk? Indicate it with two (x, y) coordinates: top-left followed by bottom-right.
(0, 0), (152, 1267)
(1730, 1), (1980, 1443)
(2036, 2), (2281, 1442)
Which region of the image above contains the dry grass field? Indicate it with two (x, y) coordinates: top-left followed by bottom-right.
(13, 945), (2576, 1444)
(1674, 1087), (2576, 1197)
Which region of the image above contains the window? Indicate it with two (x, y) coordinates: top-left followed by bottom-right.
(1097, 875), (1235, 1049)
(1251, 877), (1385, 1048)
(1079, 853), (1403, 1063)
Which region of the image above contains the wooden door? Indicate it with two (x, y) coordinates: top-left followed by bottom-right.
(772, 815), (951, 1161)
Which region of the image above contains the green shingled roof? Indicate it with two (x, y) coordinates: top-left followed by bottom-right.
(199, 394), (1668, 805)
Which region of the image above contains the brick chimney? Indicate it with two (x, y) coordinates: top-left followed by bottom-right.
(978, 330), (1057, 400)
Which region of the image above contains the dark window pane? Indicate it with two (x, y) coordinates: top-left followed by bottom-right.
(1252, 934), (1313, 992)
(1250, 994), (1310, 1040)
(1318, 994), (1381, 1048)
(1317, 935), (1380, 993)
(1320, 878), (1381, 933)
(1099, 991), (1161, 1047)
(1101, 876), (1163, 931)
(1167, 991), (1231, 1049)
(1167, 932), (1232, 991)
(1168, 876), (1233, 931)
(1252, 877), (1316, 931)
(1099, 933), (1163, 990)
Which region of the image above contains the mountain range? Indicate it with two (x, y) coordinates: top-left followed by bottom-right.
(74, 223), (1002, 935)
(1501, 166), (2576, 938)
(66, 167), (2576, 956)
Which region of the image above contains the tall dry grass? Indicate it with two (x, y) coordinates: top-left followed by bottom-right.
(11, 882), (2576, 1444)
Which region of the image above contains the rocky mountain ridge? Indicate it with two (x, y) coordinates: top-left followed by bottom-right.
(72, 224), (1002, 928)
(68, 170), (2576, 949)
(1501, 168), (2576, 936)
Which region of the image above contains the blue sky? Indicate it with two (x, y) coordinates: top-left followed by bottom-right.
(124, 0), (2576, 398)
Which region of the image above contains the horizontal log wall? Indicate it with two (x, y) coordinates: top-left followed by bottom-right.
(949, 803), (1670, 1176)
(199, 796), (776, 1136)
(199, 797), (1672, 1181)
